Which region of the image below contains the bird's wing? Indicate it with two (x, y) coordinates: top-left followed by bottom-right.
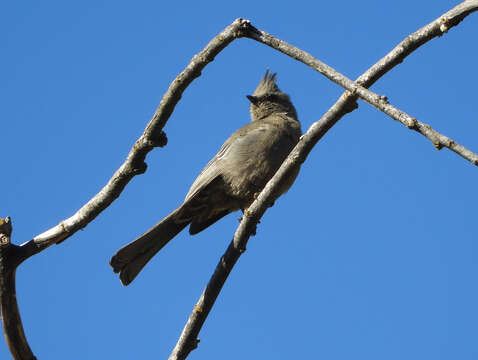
(184, 122), (272, 203)
(184, 141), (229, 203)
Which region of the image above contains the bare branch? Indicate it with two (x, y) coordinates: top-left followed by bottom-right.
(169, 2), (478, 359)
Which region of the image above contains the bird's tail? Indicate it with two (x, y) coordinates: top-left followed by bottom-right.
(110, 206), (189, 286)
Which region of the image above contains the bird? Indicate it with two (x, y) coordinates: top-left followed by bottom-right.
(110, 70), (302, 286)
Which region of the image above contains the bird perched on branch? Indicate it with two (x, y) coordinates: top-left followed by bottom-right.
(110, 70), (302, 285)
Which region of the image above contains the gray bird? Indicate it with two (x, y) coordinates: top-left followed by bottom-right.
(110, 71), (302, 285)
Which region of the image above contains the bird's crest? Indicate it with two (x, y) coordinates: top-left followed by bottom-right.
(252, 70), (281, 97)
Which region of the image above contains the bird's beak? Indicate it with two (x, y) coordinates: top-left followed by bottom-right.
(246, 95), (259, 104)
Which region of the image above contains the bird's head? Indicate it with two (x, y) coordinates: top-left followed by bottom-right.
(247, 70), (298, 122)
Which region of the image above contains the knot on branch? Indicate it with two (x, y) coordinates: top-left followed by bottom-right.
(237, 18), (260, 38)
(342, 88), (359, 114)
(131, 161), (148, 175)
(407, 118), (418, 130)
(440, 17), (450, 33)
(149, 130), (168, 148)
(0, 217), (20, 278)
(186, 338), (200, 353)
(0, 234), (10, 246)
(433, 141), (443, 150)
(344, 98), (359, 114)
(0, 217), (12, 242)
(240, 209), (260, 237)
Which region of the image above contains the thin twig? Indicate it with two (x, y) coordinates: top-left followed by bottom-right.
(169, 2), (478, 359)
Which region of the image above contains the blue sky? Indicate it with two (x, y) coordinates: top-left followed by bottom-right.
(2, 1), (477, 359)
